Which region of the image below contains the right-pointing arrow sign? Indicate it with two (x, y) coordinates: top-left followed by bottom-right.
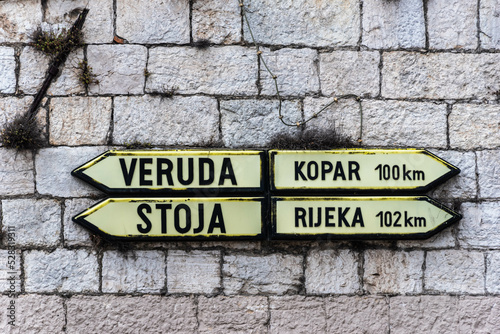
(272, 196), (462, 240)
(270, 149), (460, 193)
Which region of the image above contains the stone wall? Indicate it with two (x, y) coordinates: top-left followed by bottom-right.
(0, 0), (499, 332)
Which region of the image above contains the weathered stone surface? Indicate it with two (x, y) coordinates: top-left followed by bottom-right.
(427, 0), (477, 49)
(113, 95), (219, 146)
(364, 250), (424, 294)
(0, 249), (21, 293)
(25, 249), (98, 293)
(192, 0), (241, 44)
(167, 250), (221, 294)
(0, 149), (34, 195)
(486, 252), (500, 293)
(326, 296), (389, 333)
(270, 296), (326, 333)
(35, 146), (107, 197)
(0, 47), (16, 94)
(66, 295), (197, 333)
(305, 249), (360, 294)
(428, 150), (477, 200)
(116, 0), (190, 44)
(243, 0), (360, 47)
(223, 253), (303, 295)
(147, 46), (257, 95)
(63, 198), (94, 246)
(458, 202), (500, 249)
(390, 296), (459, 333)
(0, 295), (64, 334)
(362, 100), (447, 147)
(18, 47), (50, 95)
(47, 48), (85, 96)
(88, 45), (147, 95)
(362, 0), (425, 49)
(49, 97), (111, 145)
(198, 296), (268, 333)
(458, 297), (500, 333)
(0, 0), (42, 43)
(382, 52), (500, 99)
(44, 0), (114, 44)
(303, 97), (361, 141)
(320, 51), (380, 97)
(477, 150), (500, 198)
(2, 199), (60, 247)
(102, 250), (166, 293)
(425, 250), (485, 294)
(450, 104), (500, 149)
(480, 0), (500, 49)
(220, 99), (301, 147)
(260, 47), (319, 96)
(397, 227), (456, 249)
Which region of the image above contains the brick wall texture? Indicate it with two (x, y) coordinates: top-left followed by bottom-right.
(0, 0), (499, 333)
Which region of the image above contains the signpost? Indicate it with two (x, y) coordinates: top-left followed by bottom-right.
(271, 196), (461, 239)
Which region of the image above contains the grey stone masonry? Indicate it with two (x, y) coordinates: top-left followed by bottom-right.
(0, 149), (34, 196)
(477, 150), (500, 199)
(18, 47), (50, 95)
(192, 0), (241, 44)
(269, 296), (327, 333)
(0, 0), (42, 43)
(480, 0), (500, 49)
(0, 47), (16, 94)
(458, 202), (500, 249)
(63, 198), (94, 247)
(486, 252), (500, 294)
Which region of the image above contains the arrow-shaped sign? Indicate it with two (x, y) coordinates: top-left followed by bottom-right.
(271, 196), (461, 240)
(270, 149), (460, 193)
(72, 150), (266, 195)
(73, 197), (265, 241)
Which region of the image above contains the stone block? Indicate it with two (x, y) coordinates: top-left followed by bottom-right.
(320, 51), (380, 97)
(192, 0), (241, 44)
(260, 47), (319, 96)
(88, 45), (147, 95)
(362, 0), (425, 49)
(0, 0), (42, 43)
(66, 295), (197, 333)
(458, 202), (500, 249)
(220, 99), (301, 147)
(242, 0), (360, 47)
(49, 97), (111, 145)
(102, 250), (166, 293)
(0, 295), (64, 333)
(0, 47), (16, 94)
(305, 249), (360, 294)
(326, 296), (389, 333)
(116, 0), (190, 44)
(382, 52), (500, 100)
(223, 253), (303, 295)
(147, 46), (257, 95)
(361, 100), (447, 147)
(427, 0), (477, 49)
(35, 146), (107, 197)
(44, 0), (114, 44)
(167, 250), (221, 294)
(303, 97), (361, 141)
(428, 150), (477, 200)
(363, 250), (424, 294)
(0, 149), (34, 196)
(477, 150), (500, 198)
(0, 249), (21, 293)
(2, 199), (61, 247)
(389, 296), (459, 333)
(25, 249), (98, 293)
(458, 297), (500, 333)
(198, 296), (268, 333)
(270, 296), (326, 333)
(486, 252), (500, 294)
(18, 47), (50, 95)
(425, 250), (485, 294)
(480, 0), (500, 49)
(113, 95), (219, 146)
(63, 198), (94, 246)
(449, 104), (500, 149)
(397, 227), (456, 249)
(47, 48), (85, 96)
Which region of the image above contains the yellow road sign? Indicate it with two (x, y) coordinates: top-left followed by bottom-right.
(73, 197), (265, 240)
(272, 196), (461, 239)
(270, 149), (460, 193)
(72, 150), (266, 195)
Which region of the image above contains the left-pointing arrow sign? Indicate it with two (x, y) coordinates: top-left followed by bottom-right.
(71, 150), (266, 195)
(73, 197), (265, 241)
